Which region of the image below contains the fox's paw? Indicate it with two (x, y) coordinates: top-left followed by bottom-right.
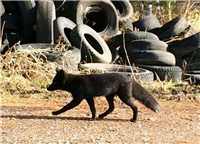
(98, 114), (104, 119)
(130, 118), (136, 123)
(89, 118), (96, 121)
(52, 111), (59, 115)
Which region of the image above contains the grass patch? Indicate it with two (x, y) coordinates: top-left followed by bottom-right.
(0, 44), (74, 98)
(144, 80), (200, 102)
(1, 46), (200, 102)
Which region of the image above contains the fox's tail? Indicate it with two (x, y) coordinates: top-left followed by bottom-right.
(132, 80), (162, 113)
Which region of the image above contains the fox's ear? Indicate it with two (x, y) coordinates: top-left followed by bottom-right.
(56, 68), (68, 82)
(56, 68), (65, 75)
(56, 67), (62, 73)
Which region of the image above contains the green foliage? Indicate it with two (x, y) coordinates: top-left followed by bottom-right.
(167, 0), (176, 20)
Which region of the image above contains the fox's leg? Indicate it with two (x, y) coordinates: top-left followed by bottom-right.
(98, 95), (115, 119)
(86, 98), (96, 120)
(118, 95), (138, 122)
(52, 97), (83, 115)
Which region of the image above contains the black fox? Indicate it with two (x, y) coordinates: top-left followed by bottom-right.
(47, 68), (162, 122)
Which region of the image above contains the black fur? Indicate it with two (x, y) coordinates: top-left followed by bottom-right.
(47, 68), (162, 122)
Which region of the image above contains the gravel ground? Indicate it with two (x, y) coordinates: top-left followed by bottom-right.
(1, 96), (200, 144)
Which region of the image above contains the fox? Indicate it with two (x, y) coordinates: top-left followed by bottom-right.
(47, 68), (162, 122)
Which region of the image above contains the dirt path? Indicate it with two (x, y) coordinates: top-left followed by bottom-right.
(1, 96), (200, 143)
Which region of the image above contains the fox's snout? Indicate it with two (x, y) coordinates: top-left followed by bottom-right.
(47, 84), (55, 91)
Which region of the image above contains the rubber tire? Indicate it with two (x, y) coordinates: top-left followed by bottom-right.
(119, 39), (168, 56)
(55, 1), (74, 18)
(183, 73), (200, 85)
(54, 17), (76, 45)
(2, 1), (19, 14)
(111, 0), (133, 25)
(119, 19), (133, 31)
(36, 0), (56, 44)
(70, 24), (112, 63)
(157, 17), (188, 40)
(183, 48), (200, 60)
(71, 0), (119, 37)
(186, 62), (200, 71)
(132, 15), (161, 31)
(139, 65), (182, 82)
(0, 1), (5, 16)
(13, 43), (81, 70)
(107, 31), (159, 49)
(185, 71), (200, 74)
(79, 63), (154, 84)
(1, 13), (21, 30)
(17, 1), (36, 43)
(176, 57), (200, 70)
(185, 25), (196, 36)
(123, 50), (176, 66)
(168, 32), (200, 58)
(2, 30), (21, 49)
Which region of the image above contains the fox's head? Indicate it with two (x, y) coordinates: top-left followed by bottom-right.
(47, 68), (67, 91)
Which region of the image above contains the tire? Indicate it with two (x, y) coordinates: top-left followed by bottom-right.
(168, 32), (200, 58)
(71, 0), (119, 37)
(183, 73), (200, 85)
(2, 1), (19, 14)
(157, 17), (188, 40)
(17, 1), (36, 43)
(123, 50), (176, 66)
(0, 1), (5, 16)
(183, 25), (196, 37)
(36, 0), (56, 44)
(55, 1), (74, 18)
(119, 19), (133, 31)
(185, 71), (200, 74)
(119, 39), (168, 56)
(53, 1), (65, 10)
(54, 17), (76, 45)
(111, 0), (133, 25)
(49, 46), (81, 70)
(183, 48), (200, 60)
(1, 13), (21, 30)
(79, 63), (154, 84)
(2, 30), (21, 50)
(148, 27), (161, 36)
(176, 58), (200, 70)
(1, 44), (10, 55)
(186, 62), (200, 71)
(132, 15), (161, 31)
(139, 65), (182, 82)
(107, 31), (159, 49)
(70, 24), (112, 63)
(13, 43), (81, 70)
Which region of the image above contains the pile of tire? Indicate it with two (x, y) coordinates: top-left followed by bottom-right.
(130, 15), (199, 83)
(107, 31), (182, 82)
(168, 32), (200, 84)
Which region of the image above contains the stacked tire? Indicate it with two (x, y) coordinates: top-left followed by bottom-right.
(168, 32), (200, 84)
(111, 31), (182, 82)
(168, 32), (200, 70)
